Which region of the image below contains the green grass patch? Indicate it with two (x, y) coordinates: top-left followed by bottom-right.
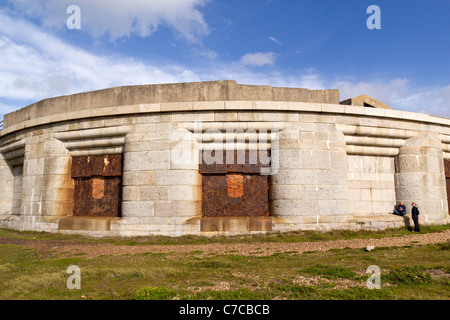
(1, 225), (449, 300)
(301, 264), (357, 280)
(135, 286), (177, 300)
(269, 283), (318, 299)
(438, 241), (450, 251)
(320, 287), (394, 300)
(385, 266), (432, 285)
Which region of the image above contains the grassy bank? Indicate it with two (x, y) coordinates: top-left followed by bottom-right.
(0, 226), (448, 300)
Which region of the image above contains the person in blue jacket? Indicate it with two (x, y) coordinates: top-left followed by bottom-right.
(393, 201), (406, 216)
(411, 202), (420, 232)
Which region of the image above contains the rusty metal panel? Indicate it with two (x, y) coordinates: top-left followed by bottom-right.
(200, 150), (270, 217)
(71, 155), (122, 217)
(73, 177), (122, 217)
(202, 173), (269, 217)
(92, 177), (105, 199)
(227, 174), (244, 198)
(71, 154), (122, 178)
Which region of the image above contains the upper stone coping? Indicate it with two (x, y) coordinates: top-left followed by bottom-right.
(1, 101), (449, 138)
(0, 80), (449, 137)
(2, 80), (339, 129)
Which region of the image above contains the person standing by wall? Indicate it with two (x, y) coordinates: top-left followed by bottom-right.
(411, 202), (420, 232)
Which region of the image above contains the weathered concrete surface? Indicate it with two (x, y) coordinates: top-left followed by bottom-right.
(58, 216), (119, 231)
(200, 216), (273, 232)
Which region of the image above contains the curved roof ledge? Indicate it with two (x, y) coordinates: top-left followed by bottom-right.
(1, 80), (339, 131)
(1, 81), (449, 137)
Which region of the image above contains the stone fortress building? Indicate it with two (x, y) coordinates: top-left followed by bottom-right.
(0, 80), (449, 237)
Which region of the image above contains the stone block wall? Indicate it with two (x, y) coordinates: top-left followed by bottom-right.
(119, 115), (202, 236)
(0, 81), (449, 237)
(347, 155), (396, 215)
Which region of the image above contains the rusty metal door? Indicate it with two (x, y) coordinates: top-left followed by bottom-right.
(445, 160), (450, 214)
(200, 151), (270, 217)
(71, 154), (122, 217)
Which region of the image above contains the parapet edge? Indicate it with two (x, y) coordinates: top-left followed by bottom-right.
(2, 80), (339, 130)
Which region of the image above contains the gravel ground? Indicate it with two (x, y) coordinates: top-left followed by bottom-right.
(0, 229), (449, 259)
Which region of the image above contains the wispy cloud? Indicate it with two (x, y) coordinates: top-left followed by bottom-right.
(269, 36), (282, 45)
(239, 52), (277, 67)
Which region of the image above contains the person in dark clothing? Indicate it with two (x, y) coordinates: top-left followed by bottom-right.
(393, 201), (406, 216)
(411, 202), (420, 232)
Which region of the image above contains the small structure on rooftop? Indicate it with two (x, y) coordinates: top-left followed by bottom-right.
(341, 94), (392, 109)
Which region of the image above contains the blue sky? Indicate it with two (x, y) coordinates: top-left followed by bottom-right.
(1, 0), (449, 122)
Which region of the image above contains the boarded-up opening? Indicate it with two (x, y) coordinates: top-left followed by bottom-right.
(445, 159), (450, 214)
(71, 154), (122, 217)
(200, 150), (270, 217)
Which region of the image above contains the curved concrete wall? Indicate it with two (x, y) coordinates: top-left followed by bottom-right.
(0, 81), (449, 237)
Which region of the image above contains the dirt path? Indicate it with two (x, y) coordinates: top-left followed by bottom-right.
(1, 229), (449, 259)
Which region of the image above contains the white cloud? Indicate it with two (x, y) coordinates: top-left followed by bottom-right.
(0, 102), (16, 119)
(6, 0), (210, 42)
(191, 48), (218, 60)
(0, 10), (202, 107)
(239, 52), (277, 67)
(269, 36), (282, 45)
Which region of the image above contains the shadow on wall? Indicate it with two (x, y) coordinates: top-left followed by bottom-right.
(392, 204), (412, 229)
(402, 215), (412, 229)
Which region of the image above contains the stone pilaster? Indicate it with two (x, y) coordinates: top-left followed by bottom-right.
(271, 124), (349, 231)
(395, 133), (449, 224)
(21, 137), (73, 231)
